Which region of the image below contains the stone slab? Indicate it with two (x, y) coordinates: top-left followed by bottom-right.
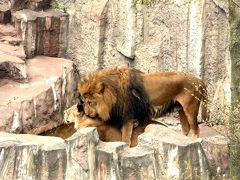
(0, 53), (27, 80)
(0, 42), (26, 60)
(0, 56), (80, 134)
(0, 2), (11, 24)
(13, 9), (69, 58)
(10, 0), (51, 12)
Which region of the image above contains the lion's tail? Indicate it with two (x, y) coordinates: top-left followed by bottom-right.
(151, 100), (182, 119)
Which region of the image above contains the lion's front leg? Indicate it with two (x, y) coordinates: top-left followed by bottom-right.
(122, 119), (135, 146)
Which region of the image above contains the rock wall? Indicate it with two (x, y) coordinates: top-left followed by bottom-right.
(13, 9), (69, 58)
(1, 125), (230, 179)
(0, 56), (80, 134)
(0, 0), (79, 135)
(67, 0), (231, 123)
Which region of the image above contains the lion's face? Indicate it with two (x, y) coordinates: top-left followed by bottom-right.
(79, 80), (116, 122)
(64, 103), (104, 129)
(64, 104), (84, 124)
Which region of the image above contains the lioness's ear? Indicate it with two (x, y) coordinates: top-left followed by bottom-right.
(95, 82), (105, 94)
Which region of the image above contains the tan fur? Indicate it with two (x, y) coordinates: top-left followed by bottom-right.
(143, 71), (207, 138)
(79, 67), (151, 145)
(78, 67), (207, 141)
(79, 67), (130, 122)
(64, 104), (148, 147)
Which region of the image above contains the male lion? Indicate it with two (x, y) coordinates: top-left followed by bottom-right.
(78, 67), (152, 145)
(78, 67), (207, 144)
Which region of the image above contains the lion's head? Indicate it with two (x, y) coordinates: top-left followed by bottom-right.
(78, 70), (119, 122)
(64, 104), (83, 124)
(64, 103), (104, 129)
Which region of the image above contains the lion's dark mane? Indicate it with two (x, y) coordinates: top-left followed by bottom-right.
(96, 68), (152, 129)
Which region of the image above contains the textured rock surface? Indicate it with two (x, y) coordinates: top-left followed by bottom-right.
(13, 9), (69, 58)
(95, 141), (127, 179)
(139, 125), (211, 179)
(0, 1), (11, 24)
(10, 0), (52, 12)
(119, 146), (158, 179)
(0, 56), (80, 134)
(0, 54), (27, 80)
(116, 0), (136, 59)
(67, 0), (231, 124)
(65, 128), (99, 179)
(202, 135), (230, 178)
(0, 24), (24, 61)
(0, 42), (26, 60)
(0, 132), (67, 179)
(67, 0), (110, 73)
(0, 24), (24, 59)
(0, 125), (225, 179)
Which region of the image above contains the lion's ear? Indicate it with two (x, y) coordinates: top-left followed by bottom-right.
(95, 82), (105, 94)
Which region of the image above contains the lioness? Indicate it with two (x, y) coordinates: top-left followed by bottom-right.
(64, 104), (150, 147)
(78, 67), (207, 145)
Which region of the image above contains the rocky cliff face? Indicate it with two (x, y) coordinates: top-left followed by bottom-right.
(0, 0), (79, 135)
(0, 125), (230, 179)
(67, 0), (231, 125)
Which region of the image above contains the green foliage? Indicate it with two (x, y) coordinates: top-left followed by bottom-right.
(229, 102), (240, 179)
(54, 0), (70, 13)
(229, 0), (240, 178)
(230, 101), (240, 138)
(229, 140), (240, 180)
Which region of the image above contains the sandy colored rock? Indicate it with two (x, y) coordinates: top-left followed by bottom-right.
(95, 141), (127, 179)
(0, 56), (80, 134)
(13, 9), (69, 58)
(10, 0), (51, 12)
(0, 43), (26, 60)
(138, 124), (211, 179)
(120, 146), (158, 179)
(0, 24), (21, 45)
(0, 125), (228, 179)
(0, 2), (11, 24)
(202, 135), (230, 178)
(0, 106), (13, 132)
(0, 53), (27, 80)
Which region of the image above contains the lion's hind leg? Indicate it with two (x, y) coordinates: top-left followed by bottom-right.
(183, 102), (200, 139)
(178, 109), (191, 136)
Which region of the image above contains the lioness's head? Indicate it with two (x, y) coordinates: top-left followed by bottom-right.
(64, 104), (83, 127)
(64, 103), (104, 129)
(78, 76), (117, 122)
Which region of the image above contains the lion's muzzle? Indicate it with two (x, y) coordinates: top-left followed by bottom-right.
(64, 109), (71, 124)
